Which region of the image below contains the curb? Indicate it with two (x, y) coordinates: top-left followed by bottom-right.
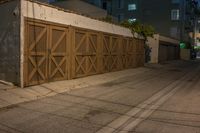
(0, 80), (14, 86)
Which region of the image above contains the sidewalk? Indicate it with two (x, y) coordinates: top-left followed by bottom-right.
(0, 62), (170, 109)
(0, 61), (184, 108)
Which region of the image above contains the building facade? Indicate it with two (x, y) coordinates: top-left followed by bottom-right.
(38, 0), (200, 42)
(85, 0), (189, 41)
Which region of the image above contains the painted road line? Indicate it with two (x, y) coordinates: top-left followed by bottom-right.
(117, 68), (200, 133)
(96, 67), (199, 133)
(118, 84), (181, 133)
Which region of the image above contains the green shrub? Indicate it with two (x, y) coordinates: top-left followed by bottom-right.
(120, 20), (155, 40)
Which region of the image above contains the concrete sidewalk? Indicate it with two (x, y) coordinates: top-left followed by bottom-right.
(0, 61), (177, 109)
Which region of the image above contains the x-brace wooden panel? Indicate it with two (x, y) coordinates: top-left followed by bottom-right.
(74, 30), (98, 77)
(25, 22), (48, 86)
(49, 26), (68, 81)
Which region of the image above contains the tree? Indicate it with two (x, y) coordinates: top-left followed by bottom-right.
(120, 20), (155, 40)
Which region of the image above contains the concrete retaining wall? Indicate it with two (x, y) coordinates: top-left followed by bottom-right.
(0, 0), (20, 85)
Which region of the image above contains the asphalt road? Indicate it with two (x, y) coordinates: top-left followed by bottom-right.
(0, 60), (200, 133)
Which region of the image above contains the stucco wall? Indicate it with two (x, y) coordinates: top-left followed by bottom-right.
(146, 34), (159, 63)
(0, 0), (20, 85)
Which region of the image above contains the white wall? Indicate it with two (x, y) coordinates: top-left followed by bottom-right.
(146, 34), (159, 63)
(21, 0), (133, 37)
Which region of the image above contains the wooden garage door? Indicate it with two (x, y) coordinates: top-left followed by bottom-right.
(49, 26), (68, 81)
(24, 21), (69, 86)
(102, 35), (120, 72)
(120, 38), (128, 69)
(25, 22), (48, 86)
(73, 30), (98, 78)
(136, 39), (144, 67)
(126, 38), (137, 68)
(24, 19), (145, 87)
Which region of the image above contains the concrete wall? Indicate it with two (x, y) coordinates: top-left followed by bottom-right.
(0, 0), (20, 85)
(146, 34), (159, 63)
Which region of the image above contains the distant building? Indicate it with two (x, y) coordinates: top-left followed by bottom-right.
(85, 0), (190, 41)
(37, 0), (200, 42)
(136, 0), (184, 40)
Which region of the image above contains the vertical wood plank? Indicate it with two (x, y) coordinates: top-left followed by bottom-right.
(97, 32), (103, 74)
(23, 20), (28, 87)
(68, 26), (73, 79)
(71, 26), (76, 79)
(86, 31), (89, 76)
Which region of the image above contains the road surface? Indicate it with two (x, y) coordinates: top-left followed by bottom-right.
(0, 60), (200, 133)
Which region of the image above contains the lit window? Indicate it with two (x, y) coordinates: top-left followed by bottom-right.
(128, 4), (136, 11)
(128, 18), (137, 23)
(171, 9), (179, 20)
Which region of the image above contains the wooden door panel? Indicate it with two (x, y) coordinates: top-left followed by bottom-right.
(74, 30), (98, 78)
(49, 26), (68, 81)
(102, 35), (110, 72)
(110, 37), (119, 71)
(25, 22), (48, 86)
(74, 30), (87, 77)
(87, 33), (98, 75)
(102, 35), (120, 72)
